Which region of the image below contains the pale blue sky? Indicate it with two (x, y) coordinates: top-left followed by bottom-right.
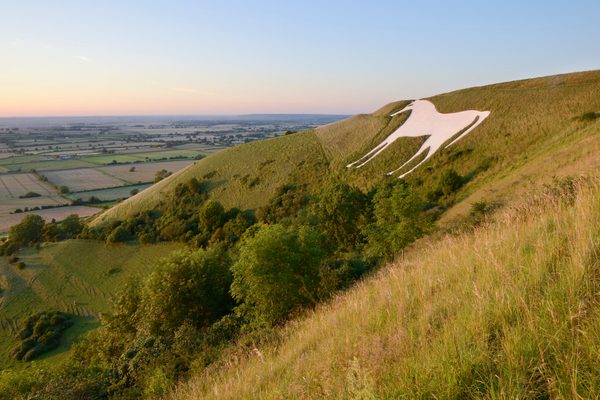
(1, 0), (598, 116)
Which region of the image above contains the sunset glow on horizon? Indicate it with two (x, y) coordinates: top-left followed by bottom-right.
(1, 0), (599, 117)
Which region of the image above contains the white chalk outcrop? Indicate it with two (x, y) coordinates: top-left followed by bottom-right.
(347, 100), (490, 178)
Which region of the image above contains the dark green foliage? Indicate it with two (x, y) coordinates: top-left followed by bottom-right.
(439, 169), (465, 196)
(106, 225), (132, 243)
(231, 224), (325, 325)
(154, 169), (172, 182)
(256, 184), (311, 224)
(314, 181), (368, 252)
(365, 179), (430, 260)
(12, 311), (73, 361)
(0, 365), (110, 400)
(8, 214), (45, 246)
(60, 214), (85, 239)
(59, 185), (70, 194)
(19, 191), (41, 199)
(139, 245), (234, 335)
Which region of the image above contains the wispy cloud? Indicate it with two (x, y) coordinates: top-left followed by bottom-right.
(76, 55), (92, 63)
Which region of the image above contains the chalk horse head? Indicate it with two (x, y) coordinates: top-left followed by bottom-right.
(347, 99), (490, 178)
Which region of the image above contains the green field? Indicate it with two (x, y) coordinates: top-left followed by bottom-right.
(0, 240), (183, 367)
(67, 183), (152, 202)
(81, 149), (204, 165)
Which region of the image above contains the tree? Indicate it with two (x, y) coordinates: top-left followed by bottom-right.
(138, 245), (234, 335)
(9, 214), (45, 246)
(59, 185), (70, 194)
(154, 169), (171, 183)
(231, 224), (325, 325)
(60, 214), (84, 239)
(365, 180), (429, 260)
(314, 181), (368, 251)
(106, 225), (131, 243)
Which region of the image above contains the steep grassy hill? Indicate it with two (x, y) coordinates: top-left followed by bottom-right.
(170, 178), (600, 399)
(94, 70), (600, 227)
(0, 240), (182, 368)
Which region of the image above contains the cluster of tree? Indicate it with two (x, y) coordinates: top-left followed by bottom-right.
(12, 311), (73, 361)
(83, 178), (255, 247)
(34, 176), (431, 397)
(2, 169), (459, 398)
(0, 214), (84, 259)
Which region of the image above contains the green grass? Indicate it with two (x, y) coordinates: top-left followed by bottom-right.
(170, 178), (600, 400)
(66, 183), (152, 201)
(96, 71), (600, 228)
(81, 149), (205, 165)
(2, 159), (97, 172)
(93, 131), (329, 223)
(0, 239), (183, 367)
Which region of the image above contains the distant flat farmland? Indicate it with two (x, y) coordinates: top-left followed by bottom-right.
(44, 168), (127, 191)
(100, 160), (195, 183)
(0, 173), (56, 199)
(0, 206), (100, 232)
(67, 183), (152, 201)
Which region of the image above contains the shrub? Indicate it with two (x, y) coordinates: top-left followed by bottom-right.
(106, 225), (131, 243)
(439, 169), (464, 196)
(231, 224), (325, 325)
(365, 180), (429, 260)
(59, 185), (70, 194)
(9, 214), (45, 246)
(11, 311), (72, 361)
(139, 245), (234, 335)
(19, 192), (41, 199)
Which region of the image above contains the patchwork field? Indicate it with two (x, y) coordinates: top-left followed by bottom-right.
(99, 160), (195, 183)
(43, 168), (126, 191)
(0, 240), (183, 366)
(0, 173), (56, 199)
(81, 149), (205, 165)
(67, 183), (152, 202)
(0, 173), (73, 231)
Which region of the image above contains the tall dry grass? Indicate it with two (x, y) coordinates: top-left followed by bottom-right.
(169, 177), (600, 399)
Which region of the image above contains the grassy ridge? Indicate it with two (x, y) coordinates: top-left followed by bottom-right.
(94, 71), (600, 228)
(0, 240), (182, 367)
(170, 179), (600, 399)
(93, 131), (329, 223)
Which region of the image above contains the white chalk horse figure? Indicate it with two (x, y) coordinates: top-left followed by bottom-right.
(346, 99), (490, 178)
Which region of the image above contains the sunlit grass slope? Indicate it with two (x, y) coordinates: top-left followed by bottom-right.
(96, 71), (600, 226)
(171, 179), (600, 399)
(0, 240), (182, 367)
(93, 131), (329, 224)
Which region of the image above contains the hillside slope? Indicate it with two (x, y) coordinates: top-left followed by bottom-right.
(170, 178), (600, 399)
(0, 240), (182, 367)
(94, 70), (600, 226)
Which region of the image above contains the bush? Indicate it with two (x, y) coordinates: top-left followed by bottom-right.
(9, 214), (45, 246)
(12, 311), (72, 361)
(231, 224), (325, 325)
(106, 225), (131, 243)
(139, 245), (234, 335)
(59, 185), (70, 194)
(16, 261), (26, 270)
(439, 169), (464, 196)
(365, 180), (429, 260)
(19, 192), (41, 199)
